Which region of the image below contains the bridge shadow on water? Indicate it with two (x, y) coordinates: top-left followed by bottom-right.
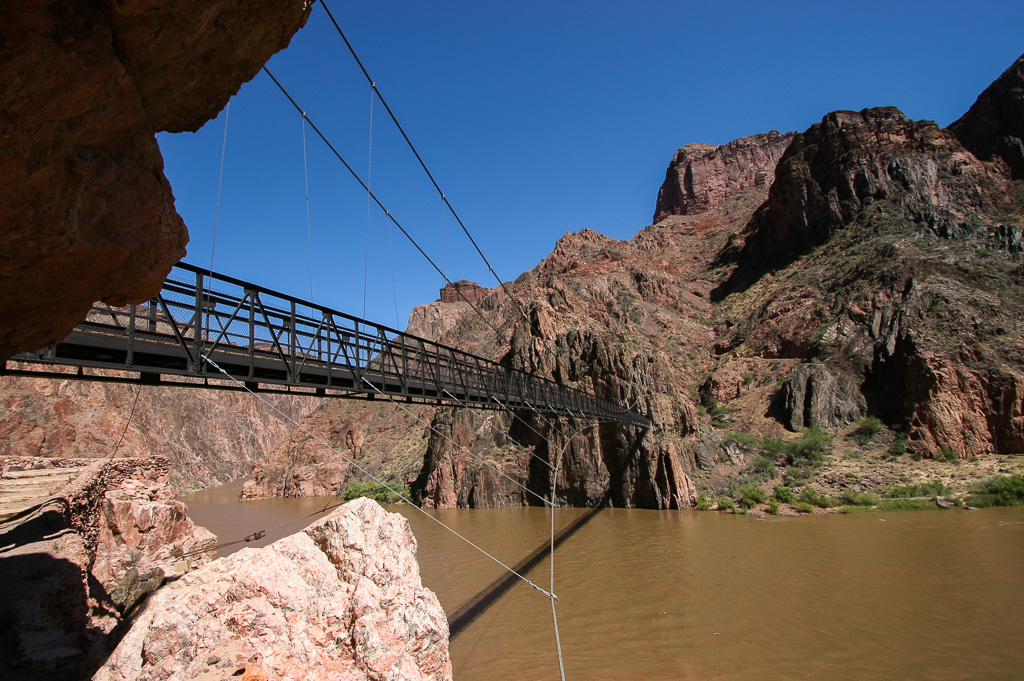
(446, 497), (607, 639)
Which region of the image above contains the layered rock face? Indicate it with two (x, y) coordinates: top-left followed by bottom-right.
(438, 280), (488, 304)
(94, 498), (451, 681)
(0, 0), (312, 359)
(413, 225), (711, 510)
(950, 54), (1024, 179)
(241, 400), (432, 500)
(0, 369), (315, 491)
(653, 131), (795, 222)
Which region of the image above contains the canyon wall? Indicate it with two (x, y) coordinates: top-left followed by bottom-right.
(0, 368), (315, 491)
(653, 131), (795, 222)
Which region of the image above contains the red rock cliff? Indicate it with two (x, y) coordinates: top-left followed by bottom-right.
(653, 130), (795, 222)
(0, 0), (313, 359)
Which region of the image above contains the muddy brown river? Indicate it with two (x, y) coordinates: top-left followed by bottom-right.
(180, 480), (1024, 680)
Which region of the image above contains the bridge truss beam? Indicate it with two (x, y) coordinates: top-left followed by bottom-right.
(5, 263), (651, 429)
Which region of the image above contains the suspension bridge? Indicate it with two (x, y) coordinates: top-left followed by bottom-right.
(0, 5), (654, 677)
(3, 262), (650, 428)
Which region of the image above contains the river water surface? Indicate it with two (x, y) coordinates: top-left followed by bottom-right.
(180, 480), (1024, 681)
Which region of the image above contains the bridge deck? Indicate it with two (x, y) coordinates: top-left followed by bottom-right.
(5, 263), (650, 428)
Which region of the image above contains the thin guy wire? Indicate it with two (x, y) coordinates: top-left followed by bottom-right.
(109, 383), (142, 460)
(209, 102), (230, 277)
(363, 83), (373, 318)
(302, 114), (314, 300)
(363, 383), (553, 506)
(318, 0), (530, 327)
(261, 67), (506, 339)
(199, 353), (556, 601)
(547, 424), (592, 681)
(384, 204), (401, 327)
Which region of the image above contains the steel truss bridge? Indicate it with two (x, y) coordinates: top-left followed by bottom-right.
(4, 263), (650, 428)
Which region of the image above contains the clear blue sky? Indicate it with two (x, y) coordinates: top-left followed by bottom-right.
(157, 0), (1023, 330)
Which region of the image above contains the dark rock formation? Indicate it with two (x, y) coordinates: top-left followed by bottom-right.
(718, 107), (1012, 274)
(0, 0), (313, 359)
(774, 363), (866, 430)
(950, 53), (1024, 179)
(653, 131), (795, 222)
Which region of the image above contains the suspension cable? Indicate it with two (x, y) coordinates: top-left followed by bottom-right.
(318, 0), (530, 326)
(262, 67), (507, 339)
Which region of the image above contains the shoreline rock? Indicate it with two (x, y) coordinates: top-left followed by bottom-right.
(94, 498), (452, 681)
(0, 458), (215, 681)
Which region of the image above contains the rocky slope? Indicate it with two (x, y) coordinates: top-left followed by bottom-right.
(0, 367), (315, 492)
(93, 498), (451, 681)
(712, 101), (1022, 459)
(949, 54), (1024, 179)
(0, 0), (312, 359)
(272, 53), (1024, 509)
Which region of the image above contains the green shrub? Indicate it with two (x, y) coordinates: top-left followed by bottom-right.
(840, 489), (878, 506)
(754, 455), (778, 479)
(786, 464), (815, 484)
(884, 440), (906, 459)
(717, 497), (736, 513)
(966, 475), (1024, 508)
(921, 480), (950, 496)
(728, 431), (759, 448)
(734, 484), (768, 509)
(695, 493), (712, 510)
(766, 498), (780, 515)
(773, 484), (796, 503)
(886, 483), (920, 498)
(760, 436), (788, 457)
(801, 487), (840, 508)
(854, 416), (884, 437)
(788, 426), (831, 464)
(851, 416), (884, 446)
(793, 501), (814, 514)
(939, 446), (961, 464)
(338, 480), (408, 504)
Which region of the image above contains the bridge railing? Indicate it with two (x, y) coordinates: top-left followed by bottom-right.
(8, 263), (650, 428)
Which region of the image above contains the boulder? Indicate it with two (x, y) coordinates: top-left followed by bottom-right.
(94, 498), (451, 681)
